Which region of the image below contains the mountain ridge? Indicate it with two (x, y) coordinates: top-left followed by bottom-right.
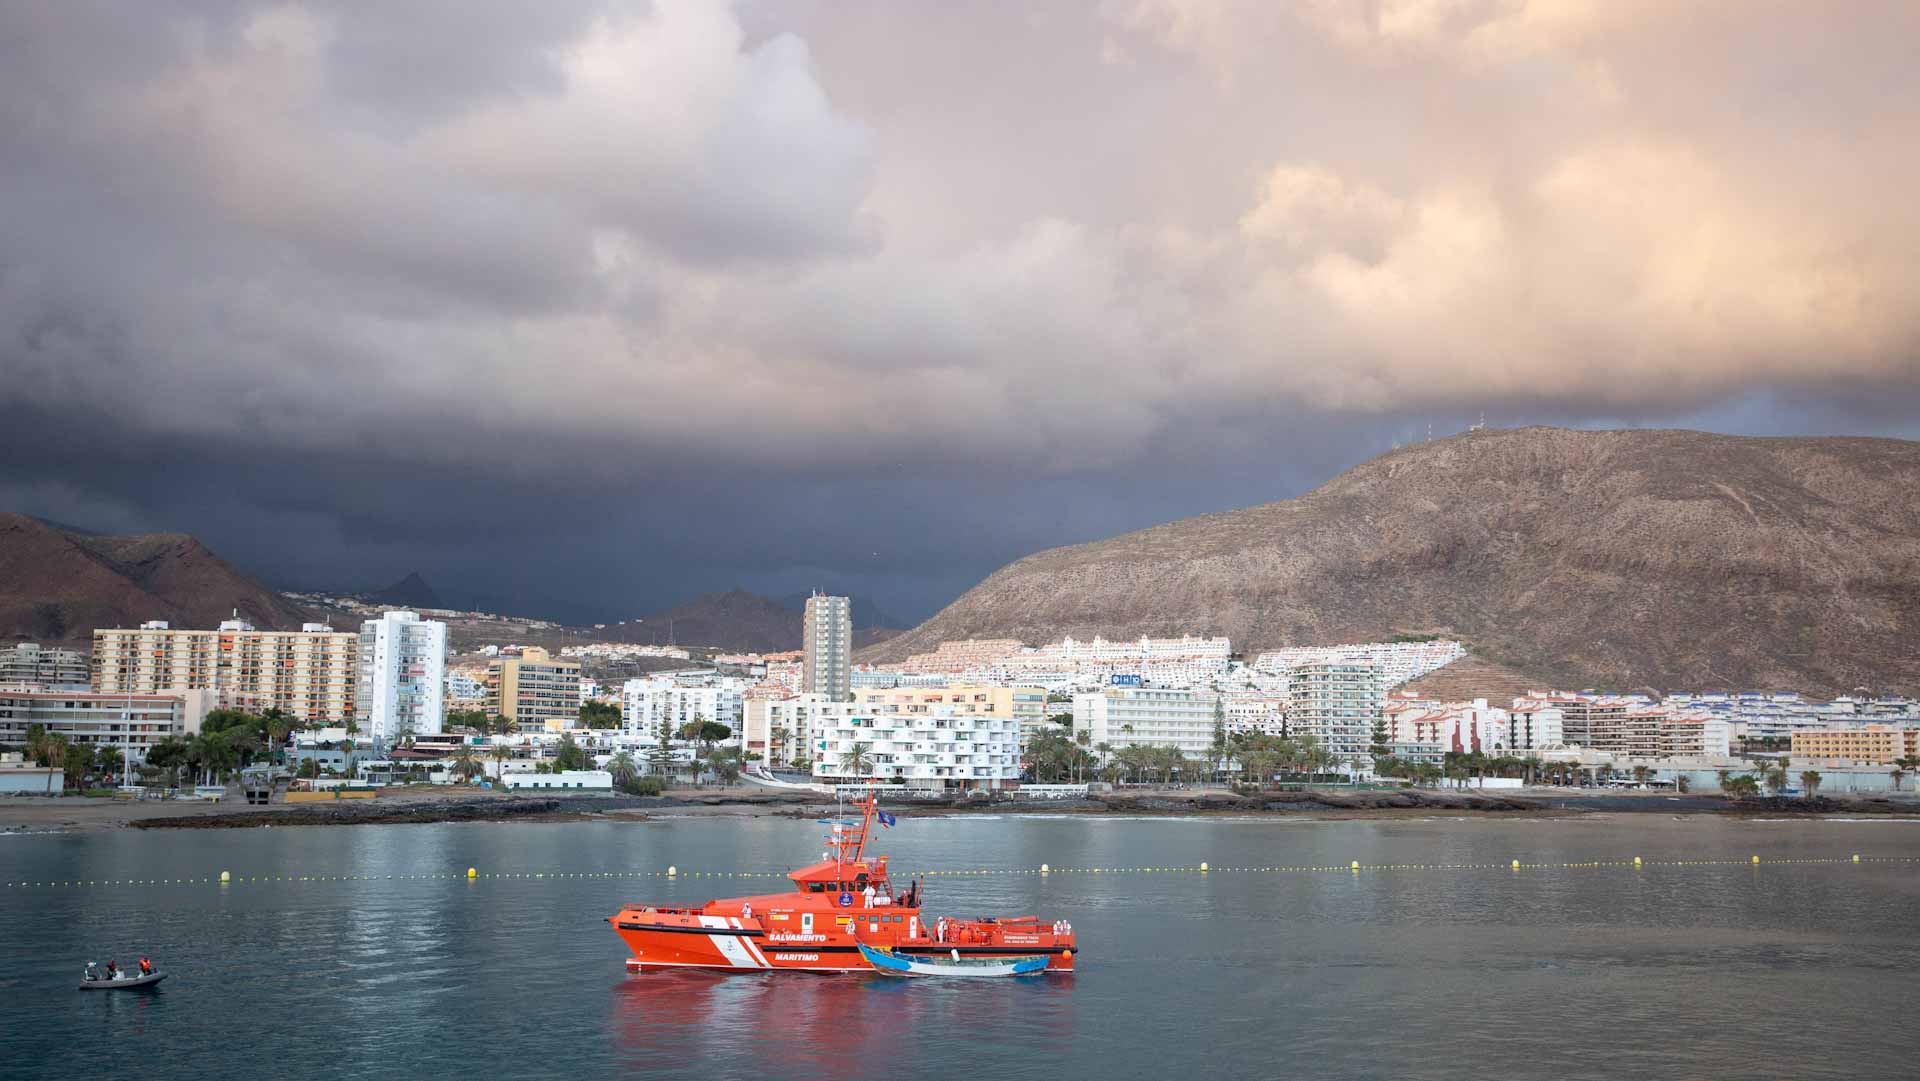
(864, 427), (1920, 695)
(361, 571), (443, 610)
(0, 513), (316, 642)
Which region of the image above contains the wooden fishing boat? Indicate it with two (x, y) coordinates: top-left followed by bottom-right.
(857, 941), (1046, 977)
(79, 971), (166, 990)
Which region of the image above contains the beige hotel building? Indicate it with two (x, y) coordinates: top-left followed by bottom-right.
(92, 619), (359, 725)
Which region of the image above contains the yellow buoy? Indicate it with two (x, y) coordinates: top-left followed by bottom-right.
(1633, 856), (1642, 867)
(220, 870), (231, 883)
(668, 865), (678, 877)
(467, 867), (478, 879)
(1511, 859), (1520, 869)
(1752, 855), (1761, 864)
(1199, 862), (1209, 873)
(1852, 854), (1860, 863)
(1350, 861), (1359, 871)
(1040, 863), (1050, 874)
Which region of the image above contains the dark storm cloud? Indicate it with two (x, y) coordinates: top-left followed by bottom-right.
(4, 1), (1920, 624)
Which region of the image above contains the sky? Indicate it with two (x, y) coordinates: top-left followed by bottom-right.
(3, 0), (1918, 626)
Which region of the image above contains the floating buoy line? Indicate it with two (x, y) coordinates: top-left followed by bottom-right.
(3, 853), (1913, 891)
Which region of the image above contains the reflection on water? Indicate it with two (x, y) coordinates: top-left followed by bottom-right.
(3, 815), (1915, 1081)
(609, 967), (1077, 1076)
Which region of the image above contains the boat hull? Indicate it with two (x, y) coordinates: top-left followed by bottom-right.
(613, 912), (1075, 974)
(858, 942), (1047, 977)
(80, 972), (166, 990)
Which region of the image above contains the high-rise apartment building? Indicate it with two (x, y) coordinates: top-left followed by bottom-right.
(0, 642), (90, 688)
(92, 619), (358, 724)
(802, 593), (852, 701)
(355, 610), (447, 745)
(1287, 662), (1384, 768)
(488, 647), (582, 731)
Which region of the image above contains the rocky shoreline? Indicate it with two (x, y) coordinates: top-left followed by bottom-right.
(107, 788), (1920, 830)
(6, 786), (1915, 835)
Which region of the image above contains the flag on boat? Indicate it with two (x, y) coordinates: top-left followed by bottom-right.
(877, 810), (897, 828)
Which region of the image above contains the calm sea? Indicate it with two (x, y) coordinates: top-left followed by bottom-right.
(3, 814), (1917, 1080)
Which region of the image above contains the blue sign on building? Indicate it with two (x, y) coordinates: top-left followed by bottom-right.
(1111, 673), (1143, 687)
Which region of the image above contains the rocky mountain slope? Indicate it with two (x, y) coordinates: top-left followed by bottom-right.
(0, 514), (315, 642)
(866, 428), (1920, 695)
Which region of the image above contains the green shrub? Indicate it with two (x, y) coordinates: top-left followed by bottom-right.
(620, 776), (666, 797)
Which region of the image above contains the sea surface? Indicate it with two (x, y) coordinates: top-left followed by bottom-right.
(4, 813), (1918, 1080)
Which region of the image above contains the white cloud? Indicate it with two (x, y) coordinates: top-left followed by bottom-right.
(3, 0), (1918, 481)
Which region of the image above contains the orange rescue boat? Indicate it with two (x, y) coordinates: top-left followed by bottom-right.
(608, 791), (1077, 974)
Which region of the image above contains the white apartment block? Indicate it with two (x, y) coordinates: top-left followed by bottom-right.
(355, 611), (447, 745)
(1288, 663), (1384, 766)
(560, 643), (691, 662)
(1073, 688), (1222, 757)
(990, 635), (1233, 691)
(1502, 703), (1566, 751)
(885, 638), (1027, 673)
(1, 643), (90, 687)
(811, 698), (1020, 791)
(621, 676), (747, 737)
(803, 594), (852, 700)
(858, 684), (1049, 743)
(1223, 695), (1289, 736)
(742, 692), (835, 764)
(1254, 640), (1464, 689)
(0, 689), (214, 761)
(93, 619), (359, 724)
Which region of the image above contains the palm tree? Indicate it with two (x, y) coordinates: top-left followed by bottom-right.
(1799, 770), (1822, 798)
(838, 741), (874, 779)
(95, 744), (124, 778)
(707, 747), (743, 786)
(489, 742), (511, 783)
(1891, 768), (1908, 793)
(1631, 765), (1651, 787)
(24, 723), (51, 766)
(261, 708), (295, 766)
(1716, 769), (1732, 793)
(607, 751), (640, 792)
(53, 741), (85, 791)
(451, 749), (483, 784)
(336, 739), (357, 780)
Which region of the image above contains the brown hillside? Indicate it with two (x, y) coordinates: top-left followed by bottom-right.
(0, 514), (314, 642)
(1398, 655), (1551, 703)
(866, 428), (1920, 696)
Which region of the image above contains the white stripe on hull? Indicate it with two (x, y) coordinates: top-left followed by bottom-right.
(700, 915), (764, 968)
